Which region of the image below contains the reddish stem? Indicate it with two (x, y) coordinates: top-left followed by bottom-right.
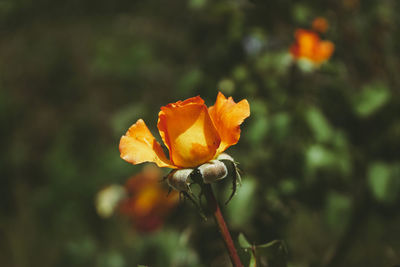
(203, 183), (243, 267)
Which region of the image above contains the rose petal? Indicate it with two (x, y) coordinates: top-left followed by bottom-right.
(157, 96), (221, 168)
(119, 119), (175, 168)
(208, 92), (250, 154)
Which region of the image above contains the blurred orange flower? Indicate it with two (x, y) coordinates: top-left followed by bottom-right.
(290, 29), (334, 64)
(312, 17), (329, 33)
(119, 92), (250, 169)
(119, 166), (179, 232)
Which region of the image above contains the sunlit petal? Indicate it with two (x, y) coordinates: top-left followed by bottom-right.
(119, 119), (175, 168)
(209, 92), (250, 154)
(157, 96), (221, 168)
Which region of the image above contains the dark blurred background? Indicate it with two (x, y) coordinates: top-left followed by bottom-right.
(1, 0), (400, 266)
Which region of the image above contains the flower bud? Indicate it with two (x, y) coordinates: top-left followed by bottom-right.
(166, 168), (194, 192)
(198, 160), (228, 184)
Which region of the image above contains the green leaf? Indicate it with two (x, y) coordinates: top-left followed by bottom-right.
(368, 162), (391, 202)
(248, 253), (257, 267)
(239, 234), (288, 267)
(305, 107), (334, 143)
(353, 82), (390, 117)
(367, 162), (400, 203)
(306, 145), (336, 169)
(238, 233), (256, 267)
(257, 239), (286, 249)
(238, 233), (252, 249)
(255, 240), (288, 267)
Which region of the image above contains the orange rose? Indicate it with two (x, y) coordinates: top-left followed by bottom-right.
(290, 29), (334, 64)
(119, 92), (250, 169)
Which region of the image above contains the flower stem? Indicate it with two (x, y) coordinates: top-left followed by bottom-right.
(203, 183), (243, 267)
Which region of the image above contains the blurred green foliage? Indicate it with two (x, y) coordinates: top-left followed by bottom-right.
(1, 0), (400, 266)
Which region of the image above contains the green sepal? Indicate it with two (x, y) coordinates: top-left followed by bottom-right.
(220, 159), (241, 204)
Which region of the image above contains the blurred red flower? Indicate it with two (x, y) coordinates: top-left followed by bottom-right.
(119, 166), (179, 232)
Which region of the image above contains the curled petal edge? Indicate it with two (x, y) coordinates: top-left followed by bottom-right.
(209, 92), (250, 154)
(119, 119), (176, 168)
